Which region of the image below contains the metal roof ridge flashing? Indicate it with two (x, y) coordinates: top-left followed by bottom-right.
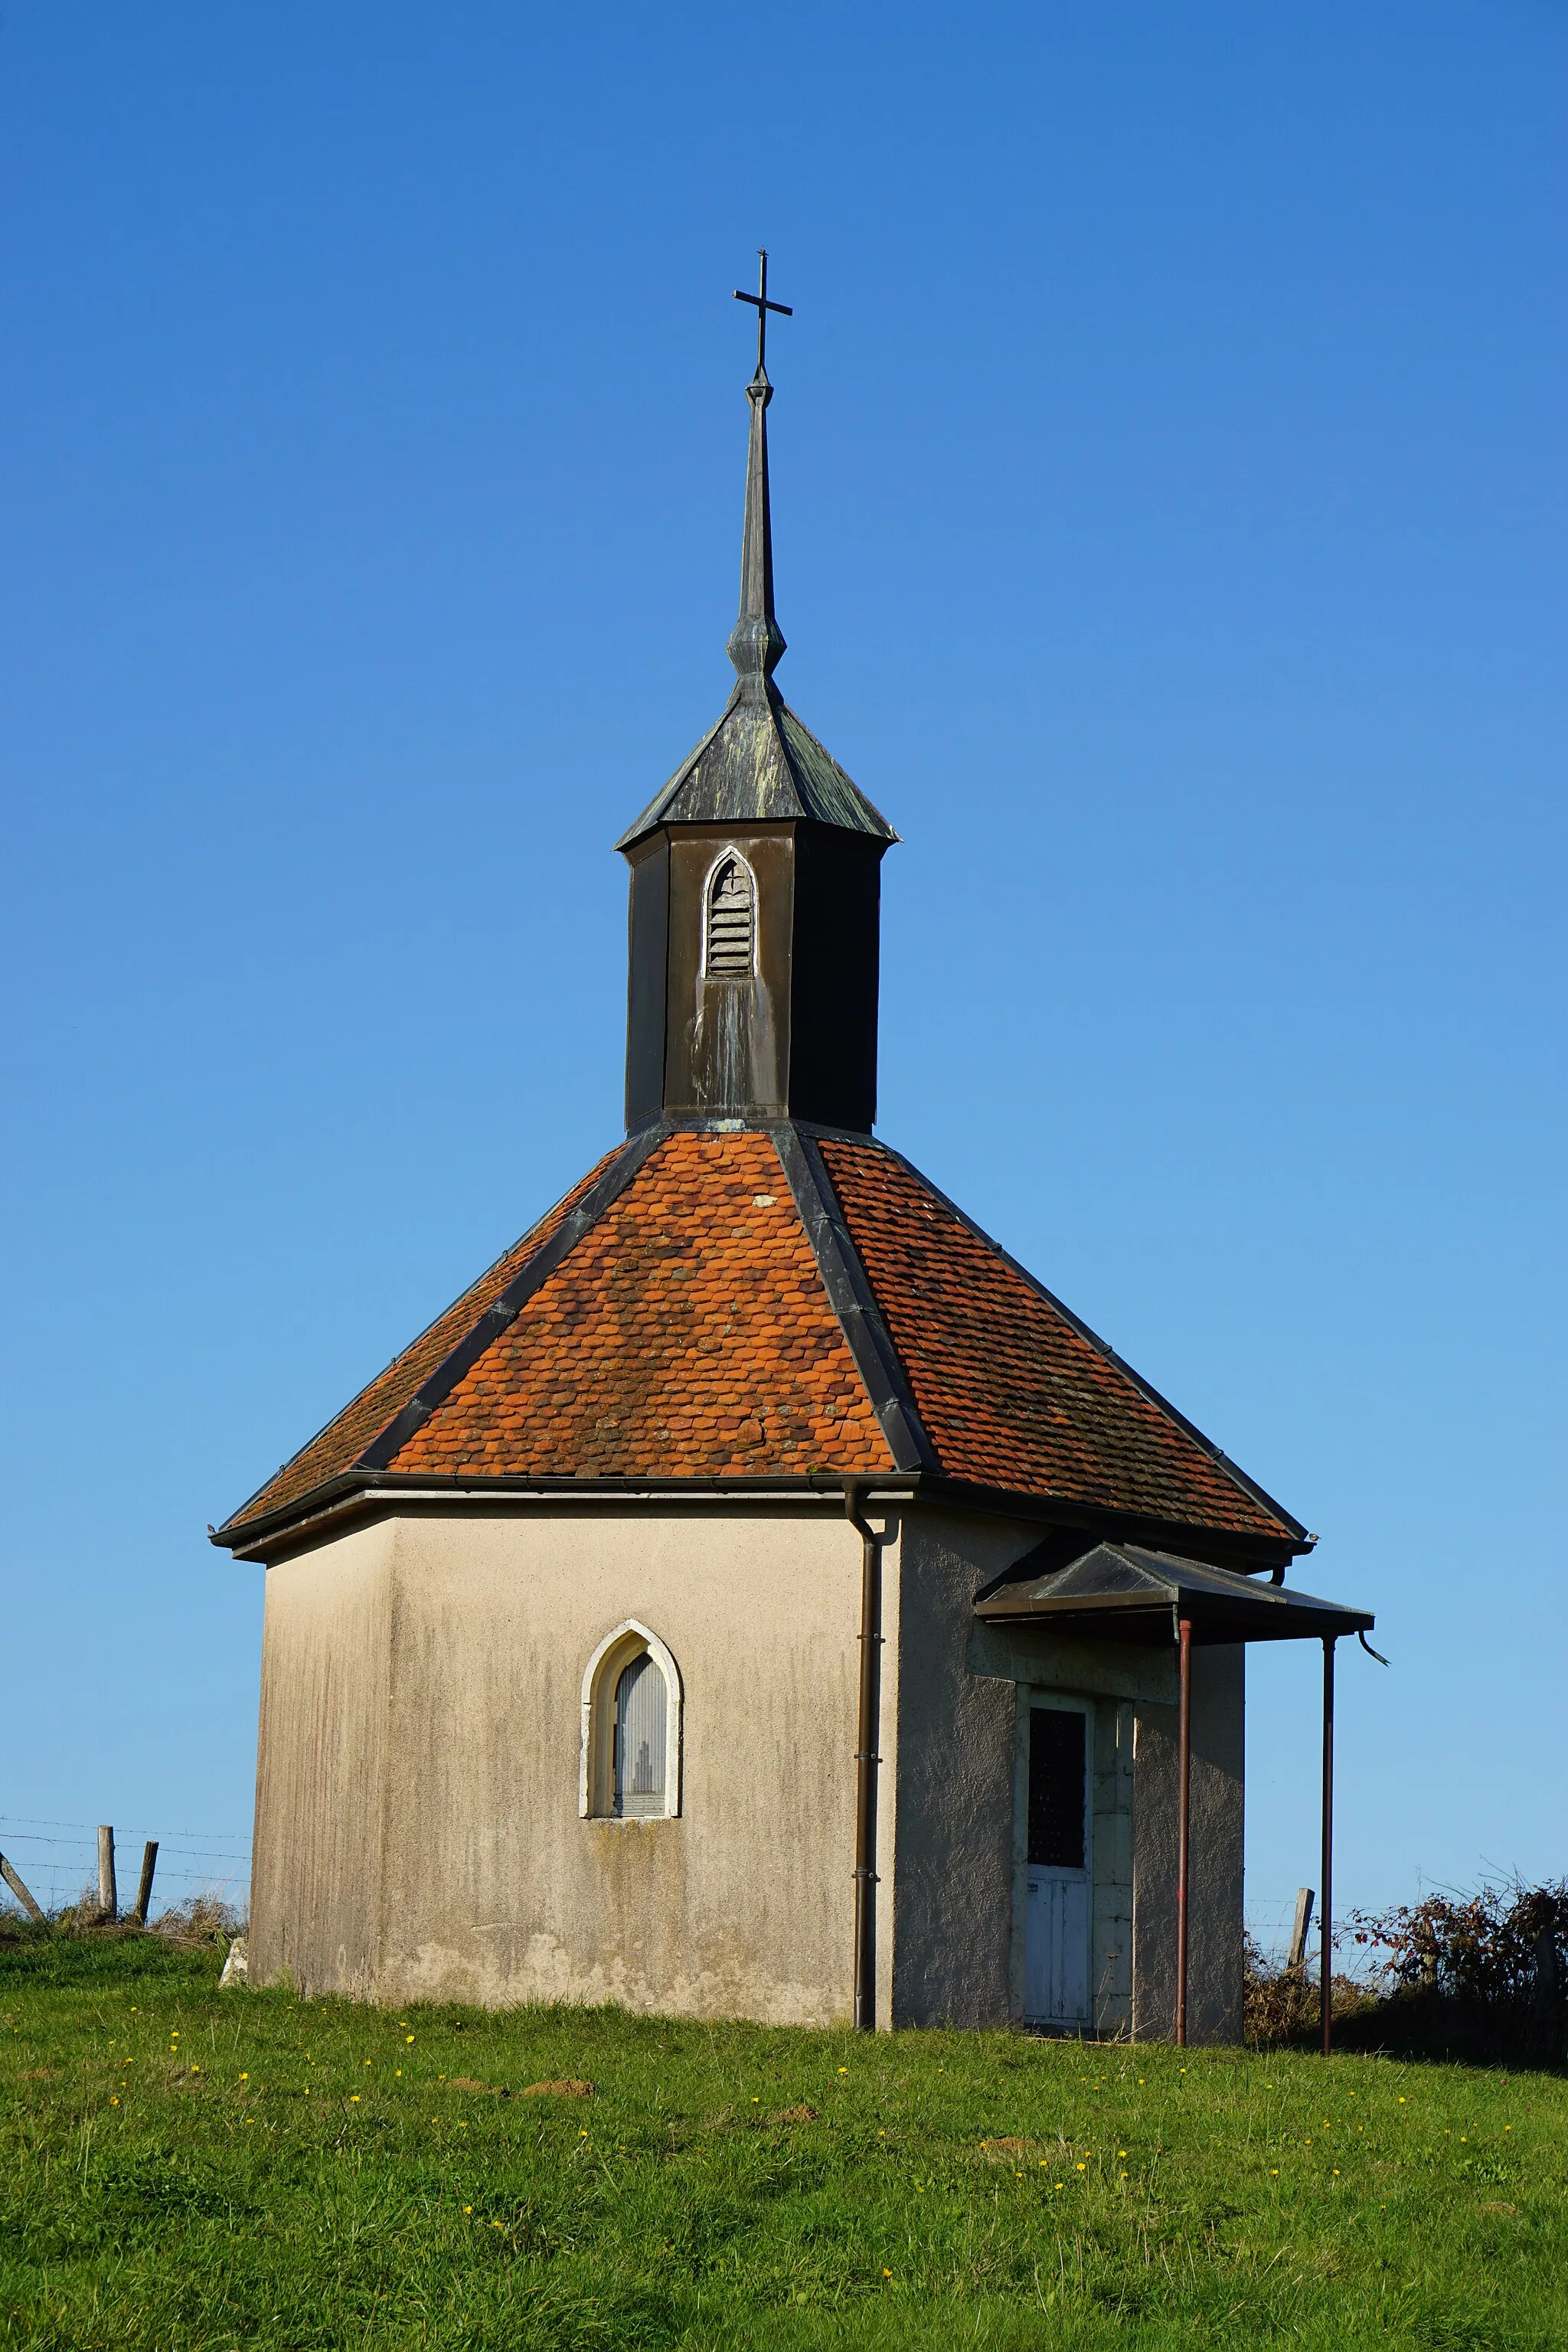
(212, 1136), (642, 1534)
(351, 1123), (671, 1477)
(612, 693), (743, 851)
(773, 1123), (935, 1476)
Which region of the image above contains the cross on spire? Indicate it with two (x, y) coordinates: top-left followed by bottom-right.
(733, 249), (792, 381)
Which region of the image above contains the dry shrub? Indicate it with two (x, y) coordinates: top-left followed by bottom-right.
(1337, 1878), (1568, 2064)
(1243, 1934), (1375, 2047)
(150, 1893), (245, 1944)
(1346, 1878), (1568, 2006)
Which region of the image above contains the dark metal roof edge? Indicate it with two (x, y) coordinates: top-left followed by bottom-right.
(863, 1136), (1311, 1551)
(211, 1467), (924, 1559)
(213, 1464), (1300, 1566)
(772, 1122), (936, 1475)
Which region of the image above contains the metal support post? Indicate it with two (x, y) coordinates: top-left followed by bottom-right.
(1321, 1636), (1337, 2056)
(1176, 1615), (1193, 2047)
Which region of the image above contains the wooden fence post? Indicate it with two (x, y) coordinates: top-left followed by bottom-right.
(97, 1826), (116, 1922)
(0, 1854), (46, 1923)
(1287, 1887), (1315, 1974)
(133, 1841), (158, 1927)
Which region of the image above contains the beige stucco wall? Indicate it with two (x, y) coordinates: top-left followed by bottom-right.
(250, 1518), (393, 1995)
(251, 1502), (889, 2024)
(1131, 1645), (1246, 2044)
(250, 1498), (1249, 2040)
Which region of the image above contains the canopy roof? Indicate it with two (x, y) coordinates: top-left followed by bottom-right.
(975, 1541), (1373, 1646)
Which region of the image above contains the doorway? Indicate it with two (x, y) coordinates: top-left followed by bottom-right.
(1024, 1698), (1093, 2030)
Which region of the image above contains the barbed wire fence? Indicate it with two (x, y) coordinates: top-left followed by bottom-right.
(0, 1816), (251, 1916)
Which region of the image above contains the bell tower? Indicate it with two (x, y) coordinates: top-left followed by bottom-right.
(617, 256), (897, 1137)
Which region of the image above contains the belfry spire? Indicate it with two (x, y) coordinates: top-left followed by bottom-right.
(616, 256), (898, 1135)
(727, 251), (792, 691)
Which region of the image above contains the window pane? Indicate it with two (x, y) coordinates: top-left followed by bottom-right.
(1027, 1707), (1086, 1869)
(613, 1654), (667, 1818)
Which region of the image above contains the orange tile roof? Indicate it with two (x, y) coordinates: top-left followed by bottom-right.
(217, 1123), (1298, 1550)
(816, 1138), (1294, 1542)
(394, 1131), (891, 1481)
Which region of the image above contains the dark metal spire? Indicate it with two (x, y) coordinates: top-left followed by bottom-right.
(727, 251), (792, 691)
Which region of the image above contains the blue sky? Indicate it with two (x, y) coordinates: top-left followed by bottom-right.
(1, 2), (1563, 1939)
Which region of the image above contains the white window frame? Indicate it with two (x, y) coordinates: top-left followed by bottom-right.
(700, 846), (758, 980)
(579, 1620), (684, 1821)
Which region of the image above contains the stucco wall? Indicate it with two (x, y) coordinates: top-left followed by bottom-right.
(251, 1502), (881, 2023)
(888, 1511), (1175, 2034)
(250, 1500), (1249, 2040)
(1131, 1644), (1246, 2043)
(891, 1511), (1245, 2042)
(250, 1519), (393, 1994)
(885, 1508), (1033, 2028)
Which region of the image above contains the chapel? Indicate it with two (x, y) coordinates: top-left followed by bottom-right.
(214, 267), (1374, 2040)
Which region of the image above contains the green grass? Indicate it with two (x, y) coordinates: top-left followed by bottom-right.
(2, 1938), (1565, 2349)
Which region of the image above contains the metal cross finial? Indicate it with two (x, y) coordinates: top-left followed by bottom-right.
(733, 249), (792, 378)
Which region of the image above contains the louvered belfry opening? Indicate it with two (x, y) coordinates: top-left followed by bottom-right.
(705, 854), (755, 977)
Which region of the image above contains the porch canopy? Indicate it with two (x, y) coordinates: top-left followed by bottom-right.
(975, 1541), (1375, 1646)
(976, 1540), (1377, 2053)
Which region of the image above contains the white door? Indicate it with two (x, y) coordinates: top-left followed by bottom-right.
(1024, 1701), (1092, 2029)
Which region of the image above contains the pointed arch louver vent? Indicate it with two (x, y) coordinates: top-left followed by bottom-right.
(706, 854), (755, 977)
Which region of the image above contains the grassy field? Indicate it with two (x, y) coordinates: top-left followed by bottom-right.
(2, 1933), (1564, 2350)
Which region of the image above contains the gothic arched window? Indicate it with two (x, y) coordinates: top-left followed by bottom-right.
(579, 1622), (684, 1820)
(705, 853), (755, 977)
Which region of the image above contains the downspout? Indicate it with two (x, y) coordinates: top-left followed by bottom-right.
(844, 1479), (882, 2032)
(1175, 1615), (1194, 2048)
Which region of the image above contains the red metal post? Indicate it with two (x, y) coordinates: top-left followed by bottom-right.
(1321, 1635), (1336, 2057)
(1176, 1615), (1193, 2048)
